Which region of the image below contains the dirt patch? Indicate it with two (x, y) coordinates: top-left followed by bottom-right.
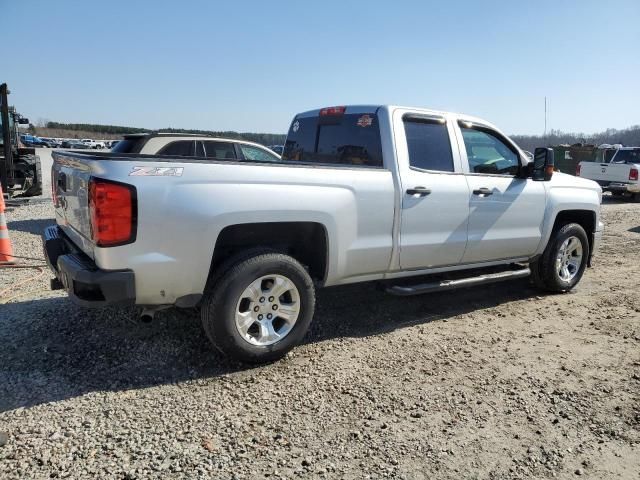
(0, 198), (638, 479)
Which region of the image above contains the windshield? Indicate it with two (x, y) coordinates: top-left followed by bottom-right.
(612, 149), (640, 164)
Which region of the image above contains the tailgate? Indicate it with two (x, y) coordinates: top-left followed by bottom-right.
(52, 151), (98, 258)
(580, 162), (631, 183)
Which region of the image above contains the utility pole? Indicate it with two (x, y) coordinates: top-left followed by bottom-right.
(544, 96), (547, 138)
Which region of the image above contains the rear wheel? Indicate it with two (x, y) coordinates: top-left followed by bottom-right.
(201, 252), (315, 363)
(531, 223), (589, 293)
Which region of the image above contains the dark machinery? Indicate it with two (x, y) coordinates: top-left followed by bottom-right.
(0, 83), (42, 197)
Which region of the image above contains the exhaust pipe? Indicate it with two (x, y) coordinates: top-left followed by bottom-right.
(140, 309), (155, 323)
(138, 305), (171, 323)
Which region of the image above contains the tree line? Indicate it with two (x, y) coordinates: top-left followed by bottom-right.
(45, 122), (286, 146)
(511, 125), (640, 152)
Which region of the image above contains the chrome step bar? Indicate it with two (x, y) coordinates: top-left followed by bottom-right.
(386, 267), (531, 296)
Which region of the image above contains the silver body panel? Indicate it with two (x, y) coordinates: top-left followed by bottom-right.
(51, 105), (603, 306)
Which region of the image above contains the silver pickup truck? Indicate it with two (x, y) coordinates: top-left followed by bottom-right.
(44, 105), (604, 363)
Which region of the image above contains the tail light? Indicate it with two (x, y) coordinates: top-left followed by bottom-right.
(319, 106), (346, 116)
(576, 164), (581, 176)
(630, 168), (638, 181)
(89, 178), (136, 247)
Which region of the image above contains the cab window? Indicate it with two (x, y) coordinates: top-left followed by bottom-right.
(157, 140), (194, 156)
(459, 126), (520, 175)
(403, 118), (454, 172)
(203, 141), (237, 160)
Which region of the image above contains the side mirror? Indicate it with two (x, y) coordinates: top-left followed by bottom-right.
(532, 147), (554, 181)
(18, 118), (30, 124)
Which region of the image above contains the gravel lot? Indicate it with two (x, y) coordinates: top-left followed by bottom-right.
(0, 181), (639, 479)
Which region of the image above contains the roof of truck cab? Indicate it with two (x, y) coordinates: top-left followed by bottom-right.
(293, 104), (498, 129)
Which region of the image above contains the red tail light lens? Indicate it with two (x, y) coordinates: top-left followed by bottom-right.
(630, 168), (638, 181)
(89, 178), (136, 247)
(576, 164), (581, 176)
(319, 106), (346, 116)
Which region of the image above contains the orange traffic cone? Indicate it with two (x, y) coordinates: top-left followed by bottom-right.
(0, 185), (15, 264)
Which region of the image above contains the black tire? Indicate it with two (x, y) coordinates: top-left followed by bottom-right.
(201, 252), (315, 363)
(632, 193), (640, 203)
(531, 222), (589, 293)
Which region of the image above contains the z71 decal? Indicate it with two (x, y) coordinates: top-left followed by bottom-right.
(129, 166), (184, 177)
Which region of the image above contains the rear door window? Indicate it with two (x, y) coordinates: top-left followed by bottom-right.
(283, 111), (383, 167)
(203, 141), (237, 160)
(403, 118), (454, 172)
(157, 140), (195, 156)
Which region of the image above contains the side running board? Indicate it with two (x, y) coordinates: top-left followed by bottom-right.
(386, 268), (531, 296)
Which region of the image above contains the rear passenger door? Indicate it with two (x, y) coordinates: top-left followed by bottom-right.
(396, 110), (471, 269)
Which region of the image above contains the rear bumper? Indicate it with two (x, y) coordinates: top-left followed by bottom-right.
(604, 182), (640, 194)
(43, 226), (135, 308)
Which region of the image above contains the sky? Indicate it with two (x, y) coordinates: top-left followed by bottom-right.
(3, 0), (639, 135)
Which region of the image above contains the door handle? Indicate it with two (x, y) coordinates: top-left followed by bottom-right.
(57, 172), (67, 192)
(406, 186), (431, 196)
(472, 187), (493, 196)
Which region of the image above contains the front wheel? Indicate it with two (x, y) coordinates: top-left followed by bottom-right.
(531, 223), (589, 293)
(201, 252), (315, 363)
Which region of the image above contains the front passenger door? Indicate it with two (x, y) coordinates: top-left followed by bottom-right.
(456, 121), (546, 263)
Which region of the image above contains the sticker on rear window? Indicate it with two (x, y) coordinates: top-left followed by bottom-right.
(357, 115), (373, 127)
(292, 120), (300, 132)
(129, 166), (184, 177)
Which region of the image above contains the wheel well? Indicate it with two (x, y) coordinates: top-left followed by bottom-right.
(211, 222), (328, 283)
(552, 209), (596, 252)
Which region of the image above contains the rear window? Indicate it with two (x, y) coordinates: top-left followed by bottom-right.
(612, 149), (640, 164)
(111, 137), (147, 154)
(282, 111), (384, 167)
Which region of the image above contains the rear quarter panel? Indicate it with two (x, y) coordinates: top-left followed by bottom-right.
(89, 159), (395, 304)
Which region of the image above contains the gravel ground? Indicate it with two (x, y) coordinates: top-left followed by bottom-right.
(0, 194), (639, 479)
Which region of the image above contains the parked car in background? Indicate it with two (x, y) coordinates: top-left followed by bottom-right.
(577, 147), (640, 201)
(110, 132), (281, 161)
(40, 138), (61, 148)
(19, 134), (48, 148)
(61, 139), (91, 149)
(107, 140), (119, 149)
(44, 105), (603, 363)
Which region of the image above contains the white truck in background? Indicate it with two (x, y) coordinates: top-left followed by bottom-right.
(44, 105), (604, 363)
(577, 147), (640, 201)
(80, 139), (105, 149)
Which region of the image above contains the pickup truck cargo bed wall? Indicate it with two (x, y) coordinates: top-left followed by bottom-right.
(52, 151), (396, 304)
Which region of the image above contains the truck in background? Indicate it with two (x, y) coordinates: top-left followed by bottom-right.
(577, 147), (640, 201)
